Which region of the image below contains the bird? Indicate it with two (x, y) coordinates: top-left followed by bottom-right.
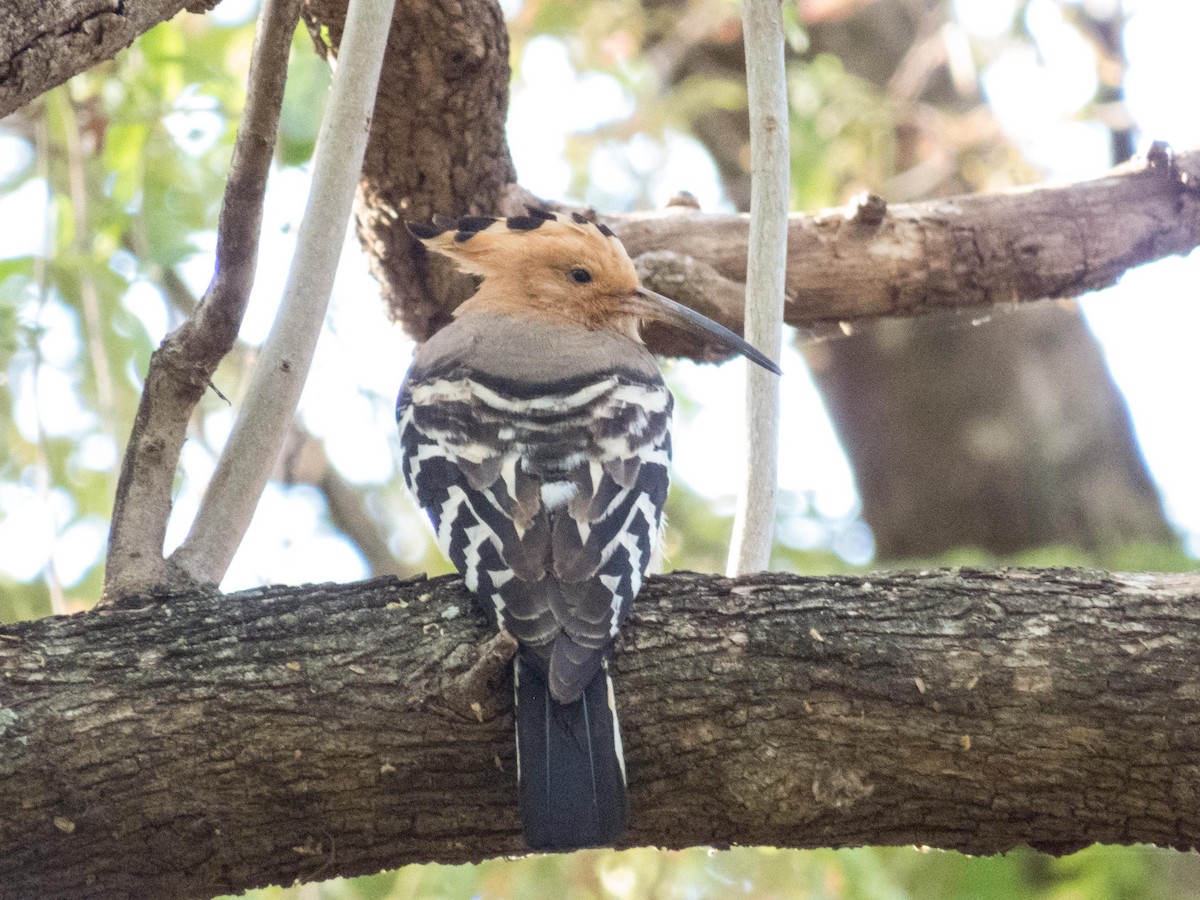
(396, 207), (780, 851)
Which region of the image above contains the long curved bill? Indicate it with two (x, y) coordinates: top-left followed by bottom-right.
(634, 287), (782, 376)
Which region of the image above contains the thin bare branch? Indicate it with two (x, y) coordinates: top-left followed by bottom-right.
(103, 0), (303, 601)
(727, 0), (788, 577)
(170, 0), (397, 586)
(127, 260), (406, 582)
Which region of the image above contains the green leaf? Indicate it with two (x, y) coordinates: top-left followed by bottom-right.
(104, 123), (149, 205)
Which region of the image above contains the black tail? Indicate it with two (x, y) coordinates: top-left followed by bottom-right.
(514, 653), (627, 850)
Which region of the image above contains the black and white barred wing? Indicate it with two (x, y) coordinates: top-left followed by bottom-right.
(544, 381), (670, 699)
(396, 370), (672, 703)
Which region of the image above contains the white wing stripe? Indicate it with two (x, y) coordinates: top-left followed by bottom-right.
(410, 376), (619, 413)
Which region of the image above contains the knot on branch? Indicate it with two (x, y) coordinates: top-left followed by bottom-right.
(849, 192), (888, 228)
(428, 626), (518, 723)
(811, 765), (876, 810)
(1146, 139), (1199, 197)
(666, 190), (702, 210)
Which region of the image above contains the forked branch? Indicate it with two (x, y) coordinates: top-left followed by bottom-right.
(168, 0), (397, 587)
(103, 0), (303, 602)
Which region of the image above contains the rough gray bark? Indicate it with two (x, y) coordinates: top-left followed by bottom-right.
(302, 0), (527, 344)
(3, 567), (1200, 899)
(0, 0), (217, 118)
(612, 146), (1200, 357)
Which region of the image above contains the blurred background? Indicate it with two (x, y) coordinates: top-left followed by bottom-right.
(1, 0), (1198, 896)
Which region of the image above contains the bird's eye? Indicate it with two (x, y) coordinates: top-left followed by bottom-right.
(568, 267), (593, 284)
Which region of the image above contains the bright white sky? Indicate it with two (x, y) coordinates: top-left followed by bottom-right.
(0, 0), (1197, 593)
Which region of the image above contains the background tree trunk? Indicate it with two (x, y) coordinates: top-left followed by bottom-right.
(802, 1), (1174, 559)
(3, 567), (1199, 899)
(807, 304), (1173, 557)
(644, 0), (1177, 560)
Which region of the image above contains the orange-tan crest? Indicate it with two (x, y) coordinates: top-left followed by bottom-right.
(407, 209), (642, 334)
(406, 208), (783, 374)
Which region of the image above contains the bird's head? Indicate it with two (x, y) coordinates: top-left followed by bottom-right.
(407, 209), (780, 375)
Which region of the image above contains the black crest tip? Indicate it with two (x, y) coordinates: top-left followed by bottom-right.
(406, 221), (446, 240)
(570, 211), (589, 225)
(456, 215), (498, 233)
(506, 215), (545, 231)
(596, 223), (615, 238)
(453, 230), (476, 243)
(524, 205), (556, 221)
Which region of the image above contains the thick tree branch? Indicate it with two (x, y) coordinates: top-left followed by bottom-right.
(3, 567), (1199, 899)
(104, 0), (302, 601)
(0, 0), (222, 120)
(611, 145), (1200, 358)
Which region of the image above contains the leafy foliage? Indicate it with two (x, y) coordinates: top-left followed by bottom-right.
(1, 0), (1196, 896)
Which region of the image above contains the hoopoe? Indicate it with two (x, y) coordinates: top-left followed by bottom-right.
(397, 208), (780, 850)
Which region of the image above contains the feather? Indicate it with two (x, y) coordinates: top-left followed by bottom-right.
(399, 358), (671, 702)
